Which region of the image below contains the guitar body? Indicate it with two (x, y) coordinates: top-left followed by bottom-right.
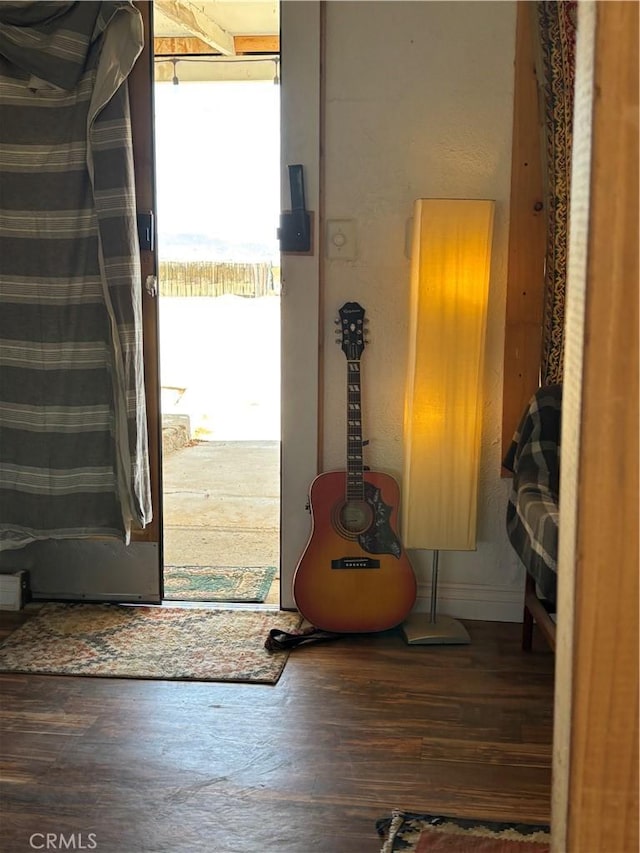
(293, 470), (417, 633)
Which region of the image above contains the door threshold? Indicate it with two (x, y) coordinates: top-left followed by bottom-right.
(160, 599), (285, 611)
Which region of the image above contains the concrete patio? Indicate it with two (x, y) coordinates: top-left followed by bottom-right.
(162, 438), (280, 605)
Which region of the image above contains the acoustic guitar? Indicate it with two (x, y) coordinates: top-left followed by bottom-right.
(293, 302), (417, 633)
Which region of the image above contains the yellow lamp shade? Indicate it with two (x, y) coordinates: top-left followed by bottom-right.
(401, 199), (495, 551)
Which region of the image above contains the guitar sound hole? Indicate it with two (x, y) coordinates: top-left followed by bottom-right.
(336, 500), (373, 536)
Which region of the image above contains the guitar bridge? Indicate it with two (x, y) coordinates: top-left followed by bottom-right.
(331, 557), (381, 569)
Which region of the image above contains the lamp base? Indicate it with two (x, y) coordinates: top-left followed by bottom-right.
(401, 612), (471, 645)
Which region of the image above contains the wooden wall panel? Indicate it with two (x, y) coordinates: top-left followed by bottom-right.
(566, 0), (639, 846)
(552, 3), (639, 850)
(502, 1), (546, 465)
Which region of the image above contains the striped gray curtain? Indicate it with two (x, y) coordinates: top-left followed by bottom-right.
(0, 1), (151, 549)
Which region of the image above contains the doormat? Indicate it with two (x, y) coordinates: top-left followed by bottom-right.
(164, 564), (276, 602)
(376, 810), (550, 852)
(0, 603), (302, 684)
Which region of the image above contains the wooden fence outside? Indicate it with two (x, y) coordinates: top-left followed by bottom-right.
(159, 260), (280, 298)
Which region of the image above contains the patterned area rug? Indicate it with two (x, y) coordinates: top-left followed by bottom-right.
(0, 603), (301, 683)
(377, 811), (550, 852)
(164, 564), (276, 602)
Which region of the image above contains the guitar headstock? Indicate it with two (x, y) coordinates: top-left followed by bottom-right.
(337, 302), (367, 360)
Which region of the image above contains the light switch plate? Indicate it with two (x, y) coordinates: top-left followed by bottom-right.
(326, 220), (357, 260)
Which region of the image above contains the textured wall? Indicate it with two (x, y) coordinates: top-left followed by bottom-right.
(321, 1), (523, 619)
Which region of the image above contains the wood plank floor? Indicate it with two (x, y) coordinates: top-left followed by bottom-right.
(0, 613), (554, 853)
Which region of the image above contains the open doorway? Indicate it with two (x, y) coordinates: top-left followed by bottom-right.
(153, 33), (281, 606)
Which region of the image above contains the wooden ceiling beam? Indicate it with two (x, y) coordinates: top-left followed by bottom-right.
(154, 0), (236, 55)
(154, 35), (280, 57)
(234, 35), (279, 54)
(154, 36), (218, 55)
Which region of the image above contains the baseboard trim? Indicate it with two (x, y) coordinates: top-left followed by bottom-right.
(412, 581), (524, 623)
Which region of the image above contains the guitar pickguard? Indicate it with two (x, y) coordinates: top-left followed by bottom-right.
(358, 481), (402, 558)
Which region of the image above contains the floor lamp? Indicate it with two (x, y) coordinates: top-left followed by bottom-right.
(400, 198), (495, 645)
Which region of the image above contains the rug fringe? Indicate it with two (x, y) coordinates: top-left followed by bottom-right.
(376, 811), (551, 851)
(378, 809), (406, 853)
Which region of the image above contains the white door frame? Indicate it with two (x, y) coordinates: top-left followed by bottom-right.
(279, 1), (322, 609)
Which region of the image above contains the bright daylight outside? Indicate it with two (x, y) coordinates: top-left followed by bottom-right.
(155, 79), (281, 606)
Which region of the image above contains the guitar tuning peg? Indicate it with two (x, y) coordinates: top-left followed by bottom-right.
(334, 318), (341, 325)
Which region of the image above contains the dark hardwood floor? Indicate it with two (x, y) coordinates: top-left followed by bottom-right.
(0, 612), (554, 853)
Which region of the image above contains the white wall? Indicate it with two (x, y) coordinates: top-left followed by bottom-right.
(320, 1), (523, 621)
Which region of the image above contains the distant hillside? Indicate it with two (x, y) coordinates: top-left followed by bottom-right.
(158, 232), (279, 263)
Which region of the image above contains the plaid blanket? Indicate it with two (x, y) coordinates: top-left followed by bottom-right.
(503, 385), (562, 607)
(0, 2), (150, 549)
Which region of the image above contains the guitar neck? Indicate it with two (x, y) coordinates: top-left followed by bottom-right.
(346, 359), (364, 500)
